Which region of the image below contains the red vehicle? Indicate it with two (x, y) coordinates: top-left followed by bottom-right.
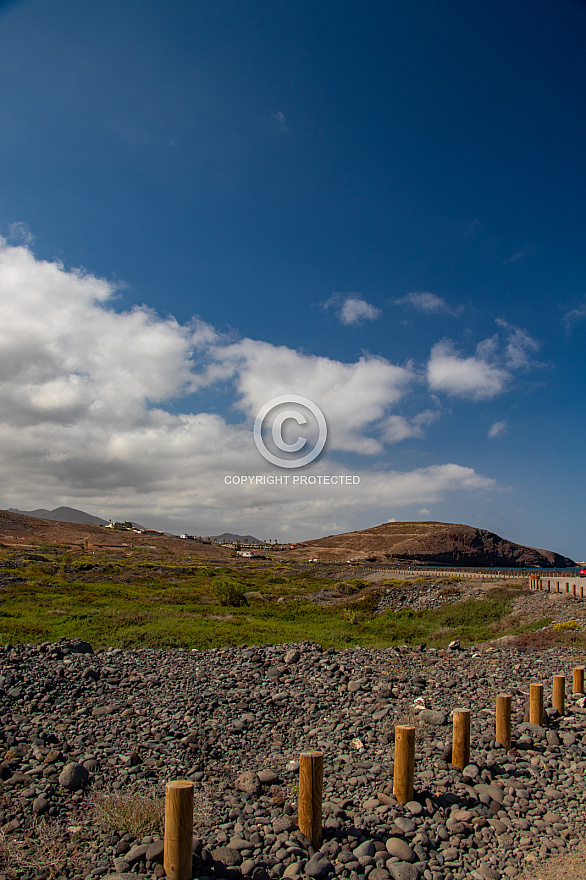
(579, 569), (586, 577)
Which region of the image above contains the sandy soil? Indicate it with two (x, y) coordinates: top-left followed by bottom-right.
(523, 842), (586, 879)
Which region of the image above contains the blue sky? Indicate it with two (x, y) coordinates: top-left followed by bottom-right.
(0, 0), (585, 558)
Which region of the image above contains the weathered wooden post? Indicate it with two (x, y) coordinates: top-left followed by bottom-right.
(553, 675), (565, 715)
(299, 750), (323, 847)
(164, 780), (194, 880)
(530, 683), (544, 726)
(452, 709), (471, 770)
(393, 725), (415, 804)
(573, 667), (585, 694)
(496, 694), (512, 750)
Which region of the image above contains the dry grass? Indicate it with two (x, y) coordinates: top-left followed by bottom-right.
(0, 818), (84, 879)
(386, 709), (427, 743)
(90, 788), (165, 836)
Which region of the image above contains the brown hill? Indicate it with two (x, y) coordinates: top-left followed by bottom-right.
(291, 520), (576, 568)
(0, 509), (232, 560)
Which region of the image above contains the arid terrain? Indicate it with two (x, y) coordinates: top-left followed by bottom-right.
(1, 509), (586, 879)
(290, 521), (576, 569)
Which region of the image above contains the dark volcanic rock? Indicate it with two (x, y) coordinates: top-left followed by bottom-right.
(1, 637), (586, 880)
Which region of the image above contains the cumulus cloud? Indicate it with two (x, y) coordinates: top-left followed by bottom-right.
(0, 240), (498, 538)
(394, 291), (460, 315)
(427, 321), (539, 400)
(427, 340), (509, 399)
(380, 409), (438, 443)
(488, 421), (507, 439)
(324, 293), (381, 325)
(214, 337), (413, 454)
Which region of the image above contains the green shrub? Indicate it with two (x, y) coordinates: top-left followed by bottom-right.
(214, 578), (248, 607)
(25, 561), (58, 577)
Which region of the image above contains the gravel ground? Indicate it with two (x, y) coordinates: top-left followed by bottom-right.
(2, 638), (586, 880)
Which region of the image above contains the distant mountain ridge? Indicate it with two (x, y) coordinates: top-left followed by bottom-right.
(209, 532), (262, 544)
(6, 508), (260, 542)
(8, 506), (109, 526)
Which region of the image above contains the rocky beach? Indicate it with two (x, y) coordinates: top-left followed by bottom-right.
(1, 637), (586, 880)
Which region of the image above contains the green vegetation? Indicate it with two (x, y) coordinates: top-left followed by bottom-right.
(553, 619), (580, 631)
(213, 577), (248, 607)
(0, 548), (557, 650)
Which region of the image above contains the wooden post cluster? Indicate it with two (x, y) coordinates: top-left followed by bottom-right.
(164, 780), (194, 880)
(389, 669), (584, 797)
(292, 665), (586, 831)
(393, 725), (415, 804)
(159, 658), (586, 872)
(298, 750), (323, 847)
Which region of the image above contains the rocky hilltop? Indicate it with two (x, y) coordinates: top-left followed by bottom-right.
(294, 521), (576, 568)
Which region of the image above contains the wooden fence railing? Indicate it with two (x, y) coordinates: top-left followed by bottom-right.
(529, 575), (585, 598)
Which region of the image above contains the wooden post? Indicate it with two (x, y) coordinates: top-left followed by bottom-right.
(299, 750), (323, 847)
(393, 725), (415, 804)
(164, 780), (194, 880)
(530, 683), (544, 726)
(573, 667), (585, 694)
(553, 675), (565, 715)
(452, 709), (471, 770)
(496, 694), (512, 750)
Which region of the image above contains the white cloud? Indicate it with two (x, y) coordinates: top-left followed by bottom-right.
(427, 340), (509, 399)
(214, 337), (413, 454)
(495, 318), (540, 369)
(418, 508), (431, 516)
(394, 291), (459, 315)
(324, 293), (381, 325)
(0, 240), (498, 538)
(427, 322), (539, 400)
(380, 409), (438, 443)
(488, 420), (507, 439)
